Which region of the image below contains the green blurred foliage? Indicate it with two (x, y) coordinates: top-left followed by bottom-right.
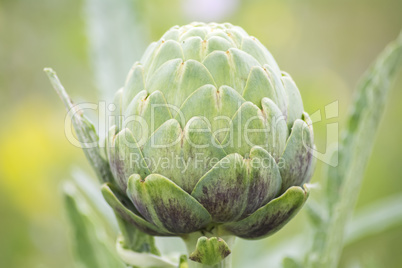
(0, 0), (401, 267)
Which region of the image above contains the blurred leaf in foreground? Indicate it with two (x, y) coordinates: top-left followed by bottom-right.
(307, 32), (402, 267)
(84, 0), (148, 100)
(63, 181), (126, 268)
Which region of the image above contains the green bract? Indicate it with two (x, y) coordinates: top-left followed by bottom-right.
(104, 22), (314, 240)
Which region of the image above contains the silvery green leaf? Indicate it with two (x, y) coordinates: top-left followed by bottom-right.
(84, 0), (147, 100)
(307, 32), (402, 268)
(71, 168), (118, 232)
(345, 193), (402, 245)
(44, 68), (113, 183)
(63, 182), (126, 268)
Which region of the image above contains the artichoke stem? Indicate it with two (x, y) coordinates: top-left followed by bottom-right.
(182, 232), (235, 268)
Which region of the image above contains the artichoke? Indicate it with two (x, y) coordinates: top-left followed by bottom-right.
(104, 22), (314, 239)
(47, 22), (315, 266)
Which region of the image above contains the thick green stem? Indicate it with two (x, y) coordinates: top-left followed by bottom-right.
(182, 232), (235, 268)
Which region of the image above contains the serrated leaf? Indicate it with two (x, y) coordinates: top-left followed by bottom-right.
(45, 68), (113, 183)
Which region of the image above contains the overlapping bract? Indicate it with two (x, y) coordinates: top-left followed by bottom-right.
(103, 22), (314, 239)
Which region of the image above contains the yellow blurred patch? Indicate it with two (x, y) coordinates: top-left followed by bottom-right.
(0, 100), (79, 217)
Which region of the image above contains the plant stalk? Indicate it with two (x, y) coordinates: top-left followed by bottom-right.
(182, 232), (235, 268)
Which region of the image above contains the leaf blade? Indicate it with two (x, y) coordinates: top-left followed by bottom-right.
(307, 32), (402, 268)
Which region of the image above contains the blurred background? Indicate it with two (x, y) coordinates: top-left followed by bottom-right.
(1, 0), (401, 267)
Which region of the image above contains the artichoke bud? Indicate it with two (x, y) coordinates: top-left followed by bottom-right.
(102, 23), (314, 242)
(46, 22), (315, 266)
(96, 23), (315, 265)
(104, 22), (314, 240)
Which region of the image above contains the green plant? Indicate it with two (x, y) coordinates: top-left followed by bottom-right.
(45, 21), (402, 268)
(47, 22), (315, 267)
